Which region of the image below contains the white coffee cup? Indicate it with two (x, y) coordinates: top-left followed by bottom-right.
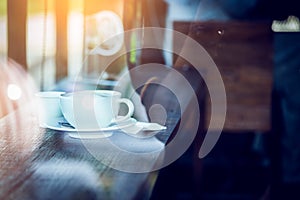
(59, 90), (134, 130)
(35, 91), (66, 127)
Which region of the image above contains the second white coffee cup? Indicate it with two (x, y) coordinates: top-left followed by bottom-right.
(59, 90), (134, 130)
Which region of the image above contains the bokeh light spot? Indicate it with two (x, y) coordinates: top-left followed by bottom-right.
(7, 84), (22, 100)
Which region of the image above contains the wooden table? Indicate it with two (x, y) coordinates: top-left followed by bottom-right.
(0, 66), (203, 200)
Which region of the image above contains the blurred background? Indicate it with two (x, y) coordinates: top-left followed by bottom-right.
(1, 0), (300, 199)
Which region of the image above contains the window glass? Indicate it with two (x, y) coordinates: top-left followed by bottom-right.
(27, 0), (56, 90)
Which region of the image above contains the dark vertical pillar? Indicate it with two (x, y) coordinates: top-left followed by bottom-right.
(140, 0), (167, 65)
(7, 0), (27, 69)
(55, 0), (68, 82)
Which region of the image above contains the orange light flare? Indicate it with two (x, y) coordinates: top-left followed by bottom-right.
(83, 0), (123, 17)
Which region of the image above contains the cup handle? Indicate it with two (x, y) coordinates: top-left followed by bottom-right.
(116, 98), (134, 122)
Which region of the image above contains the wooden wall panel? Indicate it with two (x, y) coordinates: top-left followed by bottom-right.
(173, 21), (273, 132)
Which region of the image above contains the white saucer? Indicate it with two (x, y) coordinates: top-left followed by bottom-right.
(67, 132), (113, 139)
(43, 117), (137, 133)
